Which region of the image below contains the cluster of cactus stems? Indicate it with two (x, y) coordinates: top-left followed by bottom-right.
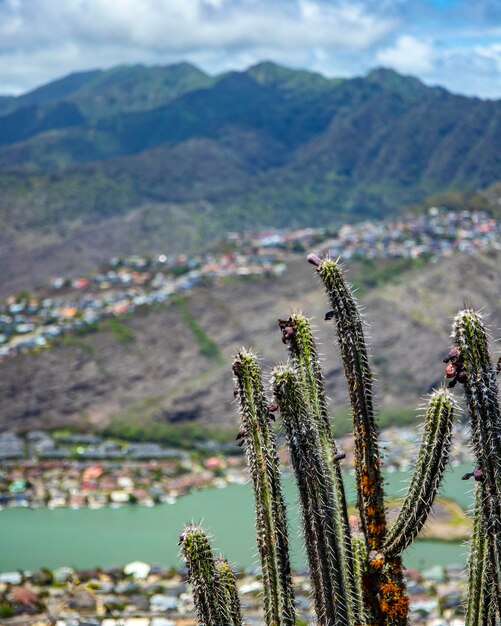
(179, 255), (500, 626)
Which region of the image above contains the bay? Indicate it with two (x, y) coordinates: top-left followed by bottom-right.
(0, 463), (473, 572)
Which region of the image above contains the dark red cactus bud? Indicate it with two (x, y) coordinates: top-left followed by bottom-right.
(333, 451), (346, 461)
(445, 363), (456, 378)
(307, 253), (321, 267)
(236, 428), (246, 440)
(456, 369), (468, 384)
(324, 310), (335, 321)
(473, 468), (483, 482)
(267, 402), (278, 413)
(178, 531), (186, 544)
(282, 326), (294, 344)
(444, 346), (460, 363)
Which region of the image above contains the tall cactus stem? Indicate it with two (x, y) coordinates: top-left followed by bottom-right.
(383, 388), (455, 556)
(279, 313), (362, 625)
(179, 524), (231, 626)
(272, 364), (352, 626)
(314, 256), (408, 624)
(465, 486), (498, 626)
(232, 350), (296, 626)
(315, 257), (386, 551)
(215, 558), (243, 626)
(452, 309), (501, 608)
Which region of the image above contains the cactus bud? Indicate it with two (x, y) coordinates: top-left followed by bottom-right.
(282, 326), (294, 343)
(307, 253), (321, 267)
(445, 363), (456, 378)
(473, 468), (483, 482)
(324, 310), (335, 321)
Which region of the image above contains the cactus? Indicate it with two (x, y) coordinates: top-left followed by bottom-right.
(451, 309), (501, 618)
(232, 349), (296, 626)
(272, 364), (355, 625)
(382, 389), (455, 557)
(179, 524), (242, 626)
(179, 255), (500, 626)
(215, 558), (244, 626)
(278, 313), (359, 624)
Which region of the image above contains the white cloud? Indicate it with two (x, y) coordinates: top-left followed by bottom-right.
(376, 35), (435, 74)
(0, 0), (394, 93)
(0, 0), (499, 98)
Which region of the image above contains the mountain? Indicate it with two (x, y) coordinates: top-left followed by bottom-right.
(1, 250), (500, 437)
(0, 61), (500, 294)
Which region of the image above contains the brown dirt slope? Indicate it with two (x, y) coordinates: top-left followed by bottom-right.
(1, 250), (500, 433)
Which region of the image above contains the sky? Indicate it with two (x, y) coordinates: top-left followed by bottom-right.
(0, 0), (500, 99)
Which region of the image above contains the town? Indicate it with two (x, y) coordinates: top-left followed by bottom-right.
(0, 424), (473, 511)
(0, 559), (469, 626)
(1, 206), (499, 361)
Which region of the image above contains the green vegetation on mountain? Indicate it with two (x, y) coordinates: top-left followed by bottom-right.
(0, 61), (500, 294)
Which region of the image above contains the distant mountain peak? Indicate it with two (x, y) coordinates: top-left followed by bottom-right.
(365, 67), (428, 93)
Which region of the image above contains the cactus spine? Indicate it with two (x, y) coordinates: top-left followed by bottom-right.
(232, 349), (296, 626)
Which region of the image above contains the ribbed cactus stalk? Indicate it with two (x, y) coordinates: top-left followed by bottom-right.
(215, 558), (244, 626)
(278, 313), (362, 625)
(452, 309), (501, 616)
(351, 533), (368, 623)
(313, 256), (408, 624)
(179, 524), (239, 626)
(232, 350), (296, 626)
(465, 486), (498, 626)
(272, 364), (354, 626)
(383, 389), (455, 556)
(314, 258), (386, 553)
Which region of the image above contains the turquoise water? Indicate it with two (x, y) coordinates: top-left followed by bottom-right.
(0, 464), (473, 572)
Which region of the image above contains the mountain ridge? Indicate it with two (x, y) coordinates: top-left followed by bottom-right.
(0, 61), (500, 294)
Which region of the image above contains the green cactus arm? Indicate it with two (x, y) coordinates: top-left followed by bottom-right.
(279, 313), (362, 625)
(465, 486), (499, 626)
(312, 255), (409, 625)
(215, 558), (243, 626)
(272, 364), (356, 626)
(232, 350), (296, 626)
(179, 524), (231, 626)
(383, 389), (455, 557)
(314, 257), (387, 552)
(452, 309), (501, 604)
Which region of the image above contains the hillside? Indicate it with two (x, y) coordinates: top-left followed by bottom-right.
(0, 62), (500, 294)
(1, 250), (499, 439)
